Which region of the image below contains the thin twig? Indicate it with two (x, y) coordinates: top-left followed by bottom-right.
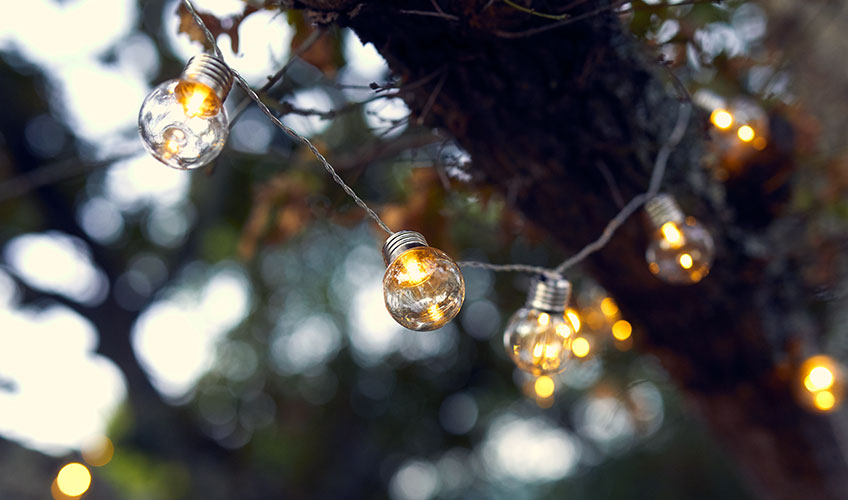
(417, 70), (448, 126)
(399, 9), (459, 20)
(502, 0), (569, 21)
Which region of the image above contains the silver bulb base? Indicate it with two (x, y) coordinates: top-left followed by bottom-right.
(180, 53), (234, 101)
(382, 230), (428, 266)
(645, 194), (684, 229)
(526, 275), (572, 314)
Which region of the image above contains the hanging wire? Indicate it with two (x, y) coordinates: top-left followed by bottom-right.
(182, 0), (692, 272)
(458, 102), (692, 276)
(182, 0), (395, 235)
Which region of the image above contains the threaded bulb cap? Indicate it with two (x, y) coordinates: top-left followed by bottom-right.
(645, 194), (684, 229)
(180, 53), (233, 101)
(526, 275), (572, 314)
(382, 230), (428, 266)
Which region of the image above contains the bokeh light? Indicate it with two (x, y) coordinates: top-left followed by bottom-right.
(55, 463), (91, 497)
(799, 355), (843, 413)
(710, 108), (734, 129)
(612, 320), (633, 341)
(82, 436), (114, 467)
(737, 125), (755, 142)
(534, 376), (555, 399)
(571, 337), (591, 358)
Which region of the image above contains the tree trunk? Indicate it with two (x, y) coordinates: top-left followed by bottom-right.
(292, 1), (848, 498)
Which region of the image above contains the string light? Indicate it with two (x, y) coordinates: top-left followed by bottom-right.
(644, 194), (714, 285)
(382, 231), (465, 331)
(503, 276), (574, 375)
(799, 355), (843, 413)
(710, 108), (734, 130)
(534, 375), (556, 399)
(138, 53), (233, 170)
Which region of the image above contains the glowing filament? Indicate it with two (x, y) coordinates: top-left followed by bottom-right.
(426, 304), (443, 322)
(710, 109), (733, 130)
(397, 253), (430, 286)
(661, 222), (684, 248)
(537, 312), (551, 326)
(805, 366), (835, 392)
(555, 322), (572, 339)
(737, 125), (755, 142)
(176, 81), (219, 118)
(566, 308), (581, 332)
(678, 253), (694, 269)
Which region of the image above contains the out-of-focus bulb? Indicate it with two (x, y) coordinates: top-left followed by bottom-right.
(382, 230), (465, 331)
(138, 53), (233, 170)
(645, 194), (714, 285)
(504, 276), (574, 376)
(799, 355), (843, 413)
(710, 109), (734, 130)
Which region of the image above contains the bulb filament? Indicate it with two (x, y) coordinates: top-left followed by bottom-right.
(661, 222), (684, 248)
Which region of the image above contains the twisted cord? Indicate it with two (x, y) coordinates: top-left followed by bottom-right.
(457, 261), (558, 277)
(183, 0), (394, 235)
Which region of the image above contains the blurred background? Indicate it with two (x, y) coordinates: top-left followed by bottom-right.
(0, 0), (845, 498)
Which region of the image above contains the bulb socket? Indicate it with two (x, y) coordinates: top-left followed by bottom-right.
(526, 275), (572, 314)
(645, 193), (684, 229)
(180, 53), (234, 101)
(382, 230), (428, 266)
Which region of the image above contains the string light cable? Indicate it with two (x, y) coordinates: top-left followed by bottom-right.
(162, 0), (699, 337)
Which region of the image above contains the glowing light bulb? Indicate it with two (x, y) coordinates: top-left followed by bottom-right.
(566, 308), (581, 332)
(382, 231), (465, 331)
(737, 125), (755, 142)
(710, 109), (734, 130)
(645, 194), (715, 285)
(138, 54), (233, 170)
(798, 355), (843, 413)
(56, 463), (91, 497)
(504, 276), (574, 376)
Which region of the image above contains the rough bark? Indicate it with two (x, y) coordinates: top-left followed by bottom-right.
(291, 1), (848, 498)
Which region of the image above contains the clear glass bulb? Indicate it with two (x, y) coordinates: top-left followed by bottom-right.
(646, 217), (714, 284)
(138, 54), (232, 170)
(382, 231), (464, 331)
(504, 308), (574, 375)
(644, 194), (715, 285)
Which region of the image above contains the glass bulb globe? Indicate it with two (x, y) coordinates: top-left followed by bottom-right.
(382, 231), (465, 331)
(645, 195), (715, 285)
(503, 275), (574, 376)
(504, 308), (574, 375)
(138, 54), (232, 170)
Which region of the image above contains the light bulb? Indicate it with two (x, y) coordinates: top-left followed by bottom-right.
(798, 355), (843, 413)
(382, 230), (465, 331)
(503, 275), (574, 376)
(644, 194), (715, 285)
(138, 53), (233, 170)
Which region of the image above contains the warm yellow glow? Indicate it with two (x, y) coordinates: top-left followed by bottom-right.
(600, 297), (619, 317)
(612, 320), (632, 341)
(397, 252), (430, 287)
(814, 390), (836, 411)
(82, 437), (114, 467)
(752, 137), (767, 150)
(661, 222), (684, 248)
(56, 463), (91, 497)
(555, 322), (572, 338)
(737, 125), (755, 142)
(175, 81), (220, 118)
(534, 376), (555, 399)
(678, 253), (694, 269)
(571, 337), (590, 358)
(537, 312), (551, 326)
(710, 109), (733, 130)
(565, 308), (581, 332)
(165, 140), (180, 154)
(426, 304), (443, 322)
(804, 366), (835, 393)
